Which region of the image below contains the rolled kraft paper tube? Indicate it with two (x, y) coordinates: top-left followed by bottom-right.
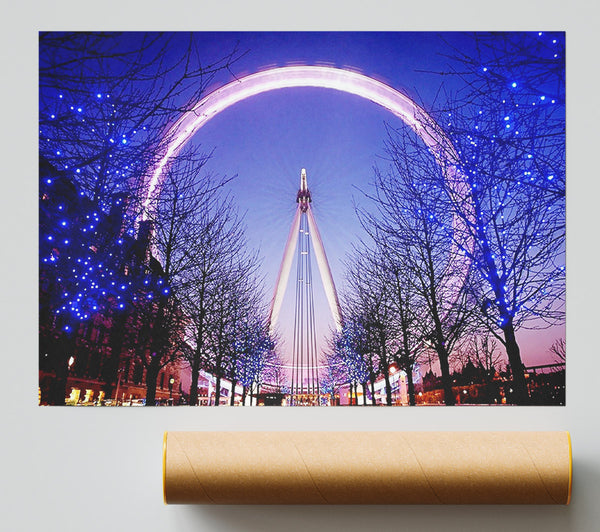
(163, 431), (572, 505)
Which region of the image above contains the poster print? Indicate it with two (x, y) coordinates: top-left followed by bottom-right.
(39, 32), (565, 406)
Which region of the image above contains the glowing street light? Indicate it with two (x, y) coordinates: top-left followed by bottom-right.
(169, 377), (175, 402)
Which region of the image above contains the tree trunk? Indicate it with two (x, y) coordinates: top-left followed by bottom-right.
(144, 358), (160, 406)
(49, 334), (75, 405)
(49, 355), (69, 406)
(146, 297), (167, 407)
(102, 311), (127, 399)
(383, 371), (393, 406)
(405, 357), (416, 406)
(242, 385), (247, 406)
(362, 383), (368, 405)
(502, 323), (529, 405)
(437, 347), (456, 406)
(370, 378), (376, 406)
(189, 356), (201, 406)
(214, 374), (221, 406)
(229, 380), (235, 406)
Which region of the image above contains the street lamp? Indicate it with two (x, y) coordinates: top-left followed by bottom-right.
(169, 377), (175, 403)
(66, 356), (76, 405)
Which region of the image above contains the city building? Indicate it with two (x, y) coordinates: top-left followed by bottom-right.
(39, 157), (187, 405)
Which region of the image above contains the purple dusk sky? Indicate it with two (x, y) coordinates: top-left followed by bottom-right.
(156, 32), (565, 371)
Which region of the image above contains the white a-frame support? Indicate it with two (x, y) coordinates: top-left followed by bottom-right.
(268, 169), (343, 333)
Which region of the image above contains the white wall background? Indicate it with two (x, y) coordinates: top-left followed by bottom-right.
(2, 2), (599, 531)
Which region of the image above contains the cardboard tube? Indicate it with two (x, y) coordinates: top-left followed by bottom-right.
(163, 431), (572, 505)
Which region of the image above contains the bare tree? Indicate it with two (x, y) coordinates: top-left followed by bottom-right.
(329, 314), (372, 406)
(460, 334), (505, 383)
(238, 325), (279, 405)
(319, 348), (348, 406)
(40, 32), (242, 215)
(261, 348), (288, 396)
(356, 143), (475, 406)
(224, 275), (267, 406)
(132, 149), (233, 405)
(417, 32), (566, 404)
(343, 248), (398, 405)
(378, 249), (426, 406)
(549, 337), (566, 364)
(39, 32), (242, 404)
(176, 188), (255, 406)
(204, 265), (262, 407)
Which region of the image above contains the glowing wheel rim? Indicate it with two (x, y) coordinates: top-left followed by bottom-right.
(142, 66), (473, 319)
